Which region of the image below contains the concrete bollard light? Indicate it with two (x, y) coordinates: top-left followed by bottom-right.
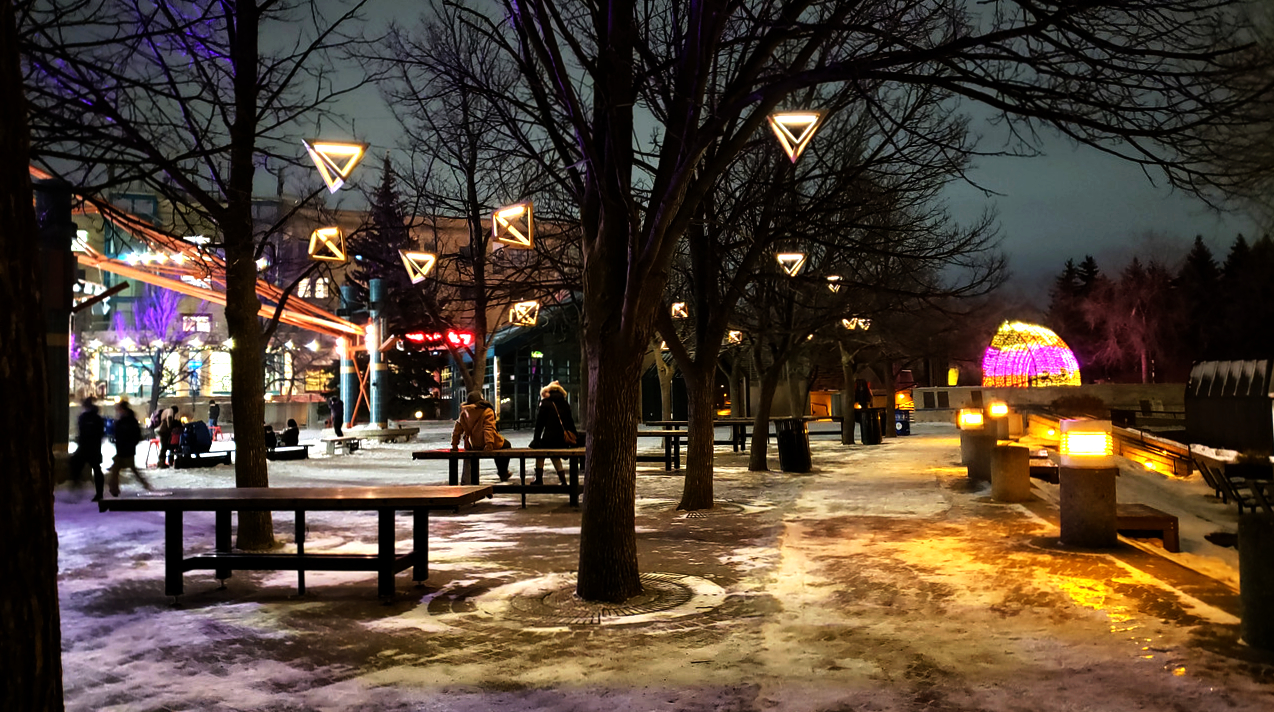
(958, 408), (984, 466)
(1058, 419), (1118, 548)
(987, 401), (1010, 441)
(958, 408), (994, 482)
(991, 443), (1032, 502)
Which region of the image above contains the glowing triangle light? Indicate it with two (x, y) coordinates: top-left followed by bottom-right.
(768, 112), (823, 162)
(308, 227), (346, 262)
(776, 252), (806, 277)
(827, 275), (842, 293)
(303, 139), (368, 193)
(727, 330), (743, 345)
(400, 250), (437, 284)
(842, 317), (871, 331)
(510, 300), (540, 327)
(671, 302), (688, 319)
(493, 202), (534, 249)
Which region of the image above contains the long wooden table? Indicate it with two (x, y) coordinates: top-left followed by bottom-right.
(411, 448), (585, 507)
(636, 429), (685, 471)
(98, 485), (493, 600)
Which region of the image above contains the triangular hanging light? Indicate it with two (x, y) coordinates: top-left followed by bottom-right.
(671, 302), (688, 319)
(308, 227), (346, 262)
(510, 300), (540, 327)
(303, 139), (369, 193)
(827, 275), (842, 292)
(768, 112), (823, 162)
(400, 250), (437, 284)
(842, 317), (871, 331)
(727, 330), (743, 345)
(776, 252), (806, 277)
(493, 202), (534, 249)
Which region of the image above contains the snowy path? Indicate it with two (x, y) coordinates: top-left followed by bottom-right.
(55, 423), (1273, 711)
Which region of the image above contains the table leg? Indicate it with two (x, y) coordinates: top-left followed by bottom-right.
(378, 508), (395, 600)
(295, 510), (306, 596)
(448, 456), (458, 486)
(569, 456), (580, 507)
(215, 509), (232, 584)
(520, 458), (527, 509)
(165, 510), (184, 598)
(412, 508), (429, 585)
(675, 433), (681, 471)
(664, 435), (672, 471)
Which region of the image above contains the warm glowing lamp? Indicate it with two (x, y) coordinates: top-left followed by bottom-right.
(826, 275), (842, 292)
(493, 202), (534, 249)
(400, 250), (437, 284)
(308, 227), (346, 262)
(671, 302), (688, 319)
(768, 112), (823, 162)
(510, 300), (540, 327)
(1059, 419), (1114, 468)
(987, 402), (1009, 418)
(727, 330), (743, 344)
(842, 317), (871, 331)
(947, 367), (959, 386)
(958, 409), (984, 430)
(303, 139), (368, 193)
(776, 252), (806, 276)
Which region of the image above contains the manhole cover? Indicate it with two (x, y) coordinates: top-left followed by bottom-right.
(473, 572), (725, 629)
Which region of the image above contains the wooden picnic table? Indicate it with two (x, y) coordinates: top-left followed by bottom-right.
(320, 435), (363, 456)
(412, 447), (585, 508)
(98, 485), (492, 601)
(636, 429), (685, 471)
(645, 418), (764, 452)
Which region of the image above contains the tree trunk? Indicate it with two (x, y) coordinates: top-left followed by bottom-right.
(677, 364), (716, 511)
(839, 343), (857, 445)
(0, 0), (64, 704)
(575, 339), (642, 602)
(748, 365), (781, 471)
(224, 0), (273, 551)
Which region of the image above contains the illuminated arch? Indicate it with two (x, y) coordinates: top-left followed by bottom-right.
(981, 321), (1081, 387)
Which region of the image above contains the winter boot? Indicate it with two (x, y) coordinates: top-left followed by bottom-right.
(533, 467), (545, 485)
(555, 469), (567, 485)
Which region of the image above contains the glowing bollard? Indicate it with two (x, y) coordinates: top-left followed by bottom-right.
(986, 401), (1010, 440)
(958, 408), (984, 466)
(991, 444), (1032, 502)
(1058, 420), (1117, 548)
(1239, 513), (1274, 650)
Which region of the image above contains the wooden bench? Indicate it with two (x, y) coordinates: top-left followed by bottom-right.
(636, 430), (685, 471)
(1116, 503), (1180, 553)
(646, 419), (761, 452)
(1190, 455), (1263, 514)
(411, 448), (585, 508)
(321, 436), (363, 456)
(266, 444), (313, 461)
(173, 451), (233, 469)
(97, 485), (493, 601)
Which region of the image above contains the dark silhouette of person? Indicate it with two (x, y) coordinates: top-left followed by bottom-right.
(280, 419), (300, 447)
(70, 397), (106, 500)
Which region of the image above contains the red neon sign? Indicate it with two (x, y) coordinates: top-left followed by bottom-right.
(403, 330), (473, 349)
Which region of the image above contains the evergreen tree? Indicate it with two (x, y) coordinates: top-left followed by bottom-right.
(1175, 236), (1221, 361)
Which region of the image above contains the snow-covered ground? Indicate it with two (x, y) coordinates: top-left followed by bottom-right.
(55, 422), (1273, 711)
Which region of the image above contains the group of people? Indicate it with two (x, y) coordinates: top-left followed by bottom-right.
(264, 419), (300, 449)
(70, 396), (152, 501)
(450, 380), (578, 484)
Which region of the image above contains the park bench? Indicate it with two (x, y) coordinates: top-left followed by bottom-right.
(1190, 455), (1262, 514)
(321, 435), (363, 456)
(97, 484), (493, 601)
(266, 444), (313, 461)
(646, 419), (760, 452)
(411, 447), (584, 508)
(1115, 503), (1181, 553)
(173, 451), (233, 469)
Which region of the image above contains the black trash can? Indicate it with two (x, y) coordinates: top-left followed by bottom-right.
(775, 418), (812, 473)
(860, 408), (885, 445)
(894, 409), (911, 436)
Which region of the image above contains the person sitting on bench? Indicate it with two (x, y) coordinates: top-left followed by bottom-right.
(264, 424), (278, 451)
(280, 419), (300, 447)
(450, 392), (511, 483)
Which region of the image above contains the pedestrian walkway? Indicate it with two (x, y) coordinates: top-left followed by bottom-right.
(53, 423), (1273, 711)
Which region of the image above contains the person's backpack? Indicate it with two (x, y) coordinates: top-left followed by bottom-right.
(187, 420), (213, 454)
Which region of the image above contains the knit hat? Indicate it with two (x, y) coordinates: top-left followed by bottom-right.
(540, 380), (567, 398)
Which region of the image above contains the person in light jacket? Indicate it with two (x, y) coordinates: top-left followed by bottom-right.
(450, 391), (510, 482)
(530, 381), (577, 485)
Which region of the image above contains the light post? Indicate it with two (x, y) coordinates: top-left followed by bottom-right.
(1058, 419), (1117, 547)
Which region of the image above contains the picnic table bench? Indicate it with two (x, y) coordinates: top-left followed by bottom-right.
(411, 448), (585, 508)
(266, 444), (313, 461)
(321, 435), (363, 456)
(1116, 503), (1181, 552)
(173, 451), (233, 469)
(636, 429), (685, 471)
(97, 485), (492, 601)
(646, 419), (763, 452)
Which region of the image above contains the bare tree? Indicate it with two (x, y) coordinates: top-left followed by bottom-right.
(0, 0), (61, 707)
(21, 0), (372, 549)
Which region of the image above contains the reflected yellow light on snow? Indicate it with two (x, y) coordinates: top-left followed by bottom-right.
(1051, 576), (1134, 630)
(1171, 667), (1187, 676)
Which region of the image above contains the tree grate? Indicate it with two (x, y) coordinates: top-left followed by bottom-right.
(499, 572), (716, 626)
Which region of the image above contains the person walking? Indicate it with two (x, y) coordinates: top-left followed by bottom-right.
(69, 396), (106, 500)
(328, 395), (344, 437)
(450, 391), (510, 483)
(530, 381), (577, 485)
(106, 400), (152, 496)
(208, 400), (220, 428)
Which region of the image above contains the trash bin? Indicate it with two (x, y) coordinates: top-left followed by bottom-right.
(860, 408), (885, 445)
(775, 418), (812, 473)
(894, 410), (911, 436)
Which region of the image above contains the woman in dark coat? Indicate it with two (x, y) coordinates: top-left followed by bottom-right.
(530, 381), (577, 484)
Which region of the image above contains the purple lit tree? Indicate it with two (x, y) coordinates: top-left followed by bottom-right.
(111, 286), (206, 419)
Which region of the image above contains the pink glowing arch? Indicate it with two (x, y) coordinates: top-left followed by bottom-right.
(981, 321), (1081, 388)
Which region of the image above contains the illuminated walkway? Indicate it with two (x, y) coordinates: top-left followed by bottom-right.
(53, 424), (1272, 711)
